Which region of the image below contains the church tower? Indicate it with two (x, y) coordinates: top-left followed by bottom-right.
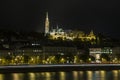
(45, 12), (49, 34)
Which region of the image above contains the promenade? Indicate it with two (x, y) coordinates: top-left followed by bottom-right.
(0, 64), (120, 73)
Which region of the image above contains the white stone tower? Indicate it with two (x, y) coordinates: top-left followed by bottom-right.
(45, 12), (49, 34)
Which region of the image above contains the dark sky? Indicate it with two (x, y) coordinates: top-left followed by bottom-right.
(1, 0), (120, 38)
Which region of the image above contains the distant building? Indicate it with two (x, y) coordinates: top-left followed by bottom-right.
(49, 26), (96, 42)
(49, 26), (66, 40)
(89, 47), (112, 62)
(16, 46), (43, 56)
(43, 46), (77, 56)
(0, 48), (13, 58)
(44, 12), (96, 41)
(112, 47), (120, 58)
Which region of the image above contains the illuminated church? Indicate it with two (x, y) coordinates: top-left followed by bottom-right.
(44, 12), (96, 41)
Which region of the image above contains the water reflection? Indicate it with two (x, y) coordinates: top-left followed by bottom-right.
(0, 74), (4, 80)
(12, 73), (24, 80)
(28, 73), (35, 80)
(59, 72), (66, 80)
(45, 72), (52, 80)
(94, 71), (106, 80)
(100, 70), (106, 80)
(112, 70), (118, 80)
(87, 71), (93, 80)
(0, 70), (120, 80)
(28, 72), (55, 80)
(73, 71), (78, 80)
(79, 71), (84, 80)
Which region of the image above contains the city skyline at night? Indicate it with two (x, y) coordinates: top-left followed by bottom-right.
(1, 1), (120, 78)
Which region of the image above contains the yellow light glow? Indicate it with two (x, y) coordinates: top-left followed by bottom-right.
(100, 70), (106, 78)
(59, 72), (66, 80)
(28, 73), (35, 80)
(87, 71), (93, 80)
(112, 70), (118, 77)
(12, 73), (23, 80)
(0, 74), (4, 80)
(73, 71), (78, 80)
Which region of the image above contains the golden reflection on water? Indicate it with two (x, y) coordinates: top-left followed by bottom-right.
(45, 72), (51, 77)
(45, 72), (51, 80)
(0, 74), (4, 80)
(94, 71), (105, 80)
(95, 71), (100, 79)
(12, 73), (23, 80)
(73, 71), (78, 80)
(79, 71), (83, 76)
(59, 72), (66, 80)
(41, 72), (45, 76)
(113, 70), (118, 77)
(79, 71), (84, 80)
(100, 70), (106, 80)
(0, 70), (120, 80)
(112, 70), (118, 80)
(87, 71), (93, 80)
(28, 72), (54, 80)
(118, 70), (120, 73)
(28, 73), (35, 80)
(90, 71), (106, 80)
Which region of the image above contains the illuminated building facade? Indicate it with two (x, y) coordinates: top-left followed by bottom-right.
(49, 26), (96, 41)
(49, 26), (66, 40)
(89, 47), (112, 63)
(18, 46), (43, 56)
(43, 46), (77, 56)
(44, 13), (96, 41)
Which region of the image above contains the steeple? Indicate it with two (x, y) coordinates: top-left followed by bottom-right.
(46, 12), (48, 21)
(45, 12), (49, 34)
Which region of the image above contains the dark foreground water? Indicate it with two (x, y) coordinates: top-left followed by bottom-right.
(0, 70), (120, 80)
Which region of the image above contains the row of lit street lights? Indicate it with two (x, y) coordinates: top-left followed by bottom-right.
(0, 55), (119, 65)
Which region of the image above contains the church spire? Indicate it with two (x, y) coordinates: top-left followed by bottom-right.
(46, 12), (48, 20)
(45, 12), (49, 35)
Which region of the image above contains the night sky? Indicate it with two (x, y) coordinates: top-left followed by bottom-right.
(1, 0), (120, 38)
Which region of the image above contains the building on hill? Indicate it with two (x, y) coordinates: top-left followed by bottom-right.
(44, 12), (96, 42)
(49, 26), (96, 42)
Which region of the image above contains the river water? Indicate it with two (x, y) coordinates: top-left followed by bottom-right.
(0, 70), (120, 80)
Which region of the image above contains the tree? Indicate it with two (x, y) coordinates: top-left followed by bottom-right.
(5, 55), (12, 64)
(79, 54), (89, 63)
(23, 55), (30, 63)
(101, 53), (110, 61)
(89, 55), (95, 61)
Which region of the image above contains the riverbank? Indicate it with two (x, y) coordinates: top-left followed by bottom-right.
(0, 64), (120, 73)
